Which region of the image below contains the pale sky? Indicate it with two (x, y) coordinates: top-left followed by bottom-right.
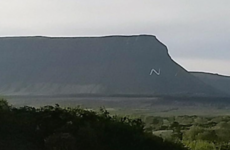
(0, 0), (230, 75)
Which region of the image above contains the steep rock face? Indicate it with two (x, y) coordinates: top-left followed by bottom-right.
(0, 35), (223, 96)
(191, 72), (230, 96)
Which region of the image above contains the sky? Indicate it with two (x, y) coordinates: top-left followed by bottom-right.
(0, 0), (230, 76)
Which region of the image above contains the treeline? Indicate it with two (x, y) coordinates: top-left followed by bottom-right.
(144, 115), (230, 150)
(0, 99), (187, 150)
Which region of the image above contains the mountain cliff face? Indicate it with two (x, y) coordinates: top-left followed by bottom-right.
(0, 35), (224, 96)
(191, 72), (230, 96)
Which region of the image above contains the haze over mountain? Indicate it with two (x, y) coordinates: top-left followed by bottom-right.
(0, 35), (226, 97)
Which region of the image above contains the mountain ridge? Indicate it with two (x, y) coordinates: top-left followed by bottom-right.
(190, 71), (230, 78)
(190, 72), (230, 96)
(0, 35), (227, 97)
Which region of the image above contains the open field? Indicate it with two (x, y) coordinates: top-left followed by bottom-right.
(4, 96), (230, 116)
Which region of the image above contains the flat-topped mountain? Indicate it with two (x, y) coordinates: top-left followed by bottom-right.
(0, 35), (225, 97)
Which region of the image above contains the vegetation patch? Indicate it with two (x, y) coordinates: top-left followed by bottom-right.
(0, 99), (187, 150)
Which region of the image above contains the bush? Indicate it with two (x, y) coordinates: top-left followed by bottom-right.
(0, 100), (188, 150)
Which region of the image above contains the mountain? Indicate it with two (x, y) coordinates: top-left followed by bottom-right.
(0, 35), (225, 97)
(191, 72), (230, 96)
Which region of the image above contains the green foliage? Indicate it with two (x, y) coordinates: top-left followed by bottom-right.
(183, 126), (204, 140)
(144, 115), (230, 150)
(183, 140), (216, 150)
(0, 100), (187, 150)
(0, 98), (10, 110)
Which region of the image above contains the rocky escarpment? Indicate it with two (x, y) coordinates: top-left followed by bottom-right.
(0, 35), (225, 97)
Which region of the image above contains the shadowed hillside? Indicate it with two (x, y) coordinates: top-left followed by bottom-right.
(191, 72), (230, 96)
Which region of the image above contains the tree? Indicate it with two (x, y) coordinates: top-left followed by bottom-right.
(0, 98), (10, 110)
